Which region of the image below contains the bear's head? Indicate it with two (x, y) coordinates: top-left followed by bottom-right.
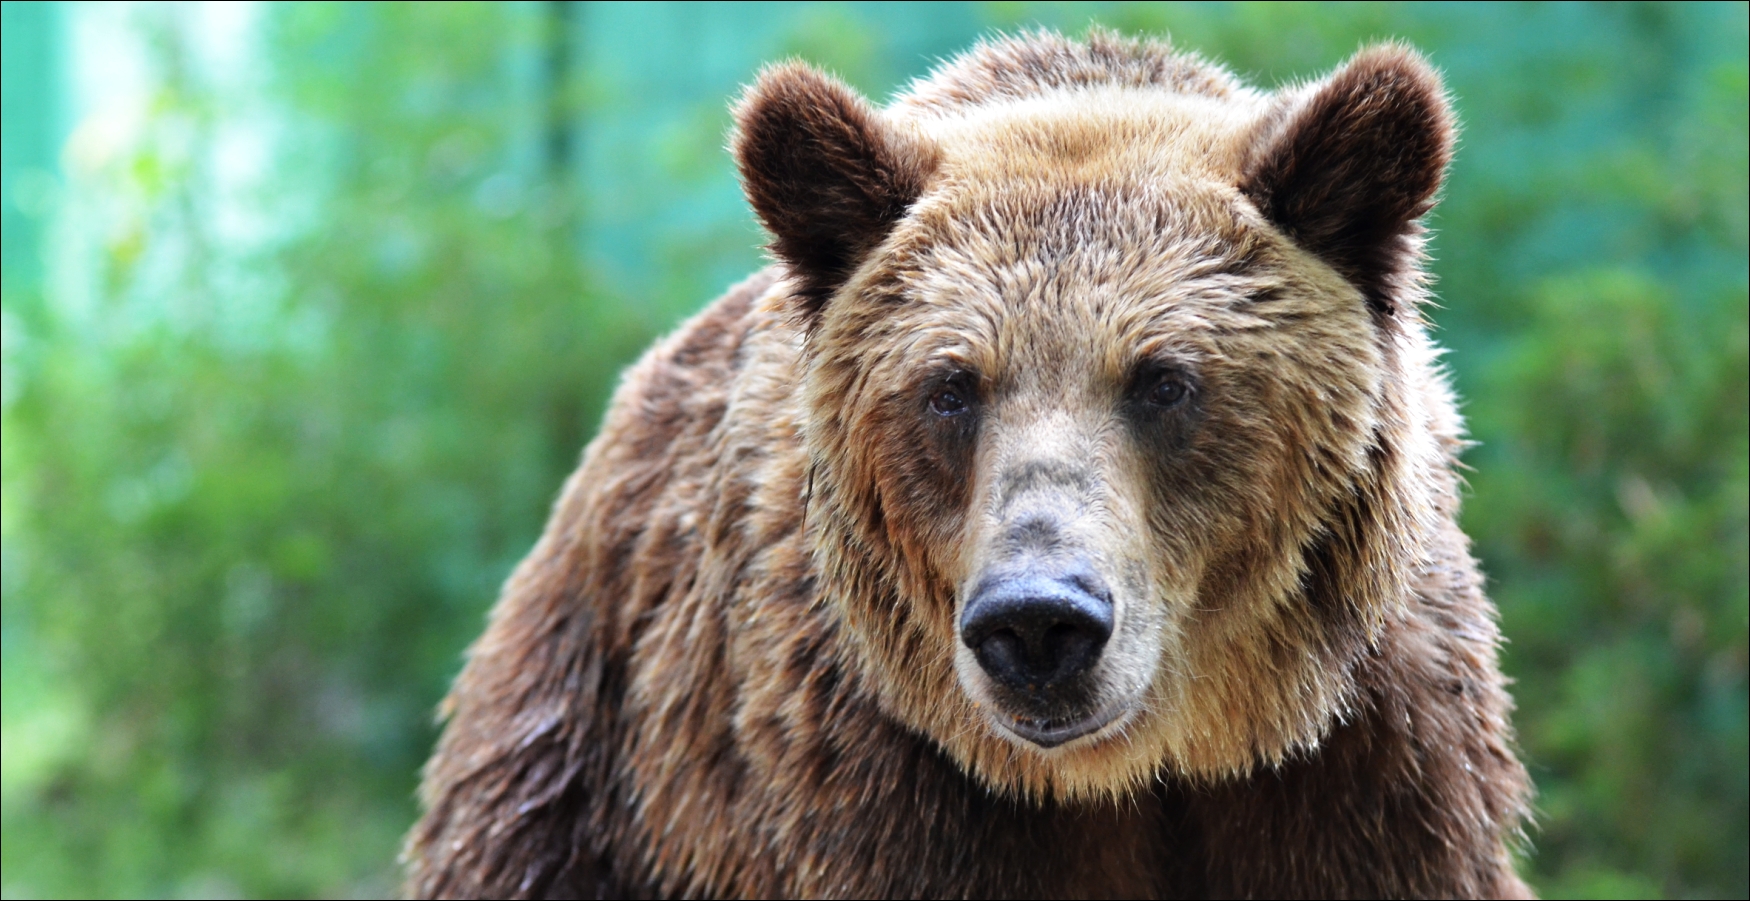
(734, 32), (1458, 799)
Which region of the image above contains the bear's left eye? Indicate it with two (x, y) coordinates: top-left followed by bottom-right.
(1145, 374), (1190, 408)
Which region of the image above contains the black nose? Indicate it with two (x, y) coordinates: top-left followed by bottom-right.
(961, 572), (1113, 694)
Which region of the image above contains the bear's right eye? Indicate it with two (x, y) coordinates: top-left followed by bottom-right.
(929, 385), (970, 417)
(927, 372), (977, 418)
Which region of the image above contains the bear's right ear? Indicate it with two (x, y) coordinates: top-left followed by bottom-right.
(733, 63), (939, 318)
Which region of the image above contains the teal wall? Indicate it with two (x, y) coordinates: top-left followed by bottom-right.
(573, 2), (987, 318)
(1, 0), (62, 288)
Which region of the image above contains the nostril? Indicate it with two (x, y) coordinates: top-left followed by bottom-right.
(1043, 622), (1084, 660)
(976, 629), (1025, 680)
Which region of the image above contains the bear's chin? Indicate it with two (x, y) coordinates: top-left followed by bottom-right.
(937, 642), (1357, 802)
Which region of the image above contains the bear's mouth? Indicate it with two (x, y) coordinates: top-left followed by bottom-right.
(997, 701), (1131, 749)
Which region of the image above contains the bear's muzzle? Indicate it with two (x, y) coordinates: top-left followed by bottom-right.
(961, 564), (1115, 745)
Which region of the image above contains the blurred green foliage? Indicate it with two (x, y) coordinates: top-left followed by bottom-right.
(2, 3), (1744, 898)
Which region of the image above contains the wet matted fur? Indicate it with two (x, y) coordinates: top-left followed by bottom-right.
(405, 30), (1533, 899)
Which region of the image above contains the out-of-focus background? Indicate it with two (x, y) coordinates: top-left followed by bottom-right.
(1, 2), (1743, 897)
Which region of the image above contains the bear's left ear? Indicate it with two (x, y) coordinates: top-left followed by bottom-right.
(733, 63), (940, 318)
(1241, 45), (1454, 315)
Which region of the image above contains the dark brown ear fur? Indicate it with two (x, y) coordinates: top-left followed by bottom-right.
(1242, 45), (1454, 315)
(733, 63), (938, 317)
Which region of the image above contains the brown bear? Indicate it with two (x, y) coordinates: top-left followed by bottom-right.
(404, 30), (1533, 899)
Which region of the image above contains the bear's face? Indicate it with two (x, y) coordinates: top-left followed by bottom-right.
(736, 43), (1452, 797)
(808, 175), (1386, 795)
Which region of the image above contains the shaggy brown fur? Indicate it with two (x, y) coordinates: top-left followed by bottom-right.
(405, 30), (1532, 899)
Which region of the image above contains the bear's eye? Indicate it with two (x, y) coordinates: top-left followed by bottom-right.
(929, 385), (970, 417)
(927, 372), (977, 418)
(1145, 374), (1190, 409)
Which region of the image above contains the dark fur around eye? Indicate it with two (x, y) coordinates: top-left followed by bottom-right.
(901, 370), (979, 507)
(922, 371), (981, 457)
(1127, 363), (1200, 452)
